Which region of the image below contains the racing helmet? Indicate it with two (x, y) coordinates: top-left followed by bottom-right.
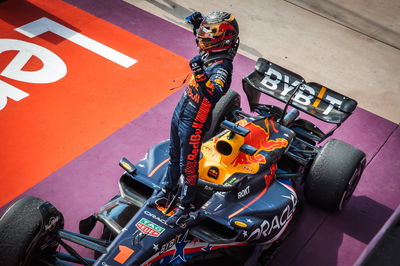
(196, 11), (239, 52)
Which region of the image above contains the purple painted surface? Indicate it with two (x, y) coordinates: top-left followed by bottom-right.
(355, 127), (400, 209)
(286, 127), (400, 266)
(355, 204), (400, 265)
(1, 0), (399, 265)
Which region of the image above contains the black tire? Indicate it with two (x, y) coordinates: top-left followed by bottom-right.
(203, 89), (241, 141)
(0, 196), (63, 266)
(304, 139), (366, 211)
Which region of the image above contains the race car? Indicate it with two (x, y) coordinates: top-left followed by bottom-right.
(0, 58), (366, 265)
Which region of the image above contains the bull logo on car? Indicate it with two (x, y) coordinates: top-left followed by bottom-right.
(233, 120), (288, 167)
(207, 166), (219, 179)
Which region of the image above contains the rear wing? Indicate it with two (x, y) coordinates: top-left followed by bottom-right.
(243, 58), (357, 124)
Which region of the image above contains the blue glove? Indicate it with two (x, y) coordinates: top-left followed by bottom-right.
(185, 12), (203, 29)
(189, 55), (204, 74)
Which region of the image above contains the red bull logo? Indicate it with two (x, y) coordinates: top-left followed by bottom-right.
(233, 150), (266, 166)
(264, 163), (277, 188)
(214, 22), (235, 40)
(186, 86), (200, 103)
(233, 120), (288, 167)
(207, 166), (219, 179)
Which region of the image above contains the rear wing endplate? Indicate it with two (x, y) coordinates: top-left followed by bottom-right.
(243, 58), (357, 124)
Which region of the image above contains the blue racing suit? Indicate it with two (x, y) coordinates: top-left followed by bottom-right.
(162, 56), (233, 206)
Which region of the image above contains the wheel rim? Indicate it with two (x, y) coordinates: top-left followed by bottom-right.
(338, 158), (366, 210)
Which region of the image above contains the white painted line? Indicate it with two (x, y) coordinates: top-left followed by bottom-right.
(15, 17), (138, 68)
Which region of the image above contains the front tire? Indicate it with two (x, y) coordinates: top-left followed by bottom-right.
(0, 196), (63, 266)
(304, 139), (366, 211)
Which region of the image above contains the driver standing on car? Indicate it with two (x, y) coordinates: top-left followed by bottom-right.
(148, 11), (240, 227)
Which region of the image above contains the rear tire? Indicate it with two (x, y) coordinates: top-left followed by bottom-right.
(0, 196), (63, 266)
(203, 89), (241, 141)
(304, 139), (366, 211)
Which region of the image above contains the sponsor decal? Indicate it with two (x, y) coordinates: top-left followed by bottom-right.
(232, 121), (288, 167)
(203, 185), (214, 191)
(184, 99), (212, 186)
(186, 85), (200, 103)
(113, 245), (134, 264)
(160, 233), (183, 254)
(264, 170), (275, 188)
(237, 186), (250, 199)
(260, 67), (342, 115)
(228, 164), (277, 219)
(144, 234), (246, 265)
(246, 193), (297, 241)
(187, 123), (203, 161)
(207, 166), (219, 179)
(135, 218), (165, 237)
(225, 176), (237, 185)
(44, 216), (60, 231)
(144, 210), (167, 224)
(241, 165), (255, 172)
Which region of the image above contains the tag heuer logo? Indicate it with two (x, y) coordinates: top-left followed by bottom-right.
(135, 218), (165, 237)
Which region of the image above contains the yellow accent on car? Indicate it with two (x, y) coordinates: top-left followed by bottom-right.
(121, 162), (132, 170)
(198, 119), (261, 185)
(234, 221), (248, 228)
(313, 86), (327, 107)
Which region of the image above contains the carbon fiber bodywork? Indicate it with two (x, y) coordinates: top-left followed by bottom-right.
(243, 58), (357, 124)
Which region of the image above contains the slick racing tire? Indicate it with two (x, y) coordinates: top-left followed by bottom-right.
(203, 89), (241, 141)
(0, 196), (64, 266)
(304, 139), (366, 211)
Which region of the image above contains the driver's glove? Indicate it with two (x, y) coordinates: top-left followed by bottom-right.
(185, 11), (203, 29)
(189, 55), (204, 75)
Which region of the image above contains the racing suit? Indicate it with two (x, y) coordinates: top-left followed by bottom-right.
(161, 55), (233, 207)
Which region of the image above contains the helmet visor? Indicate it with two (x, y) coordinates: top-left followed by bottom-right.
(197, 25), (216, 39)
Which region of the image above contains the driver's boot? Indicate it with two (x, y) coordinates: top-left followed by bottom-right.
(166, 184), (197, 227)
(148, 164), (179, 208)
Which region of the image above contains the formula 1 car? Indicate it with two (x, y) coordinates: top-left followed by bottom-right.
(0, 58), (366, 266)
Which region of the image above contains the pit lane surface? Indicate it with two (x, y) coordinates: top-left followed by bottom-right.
(0, 0), (399, 265)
